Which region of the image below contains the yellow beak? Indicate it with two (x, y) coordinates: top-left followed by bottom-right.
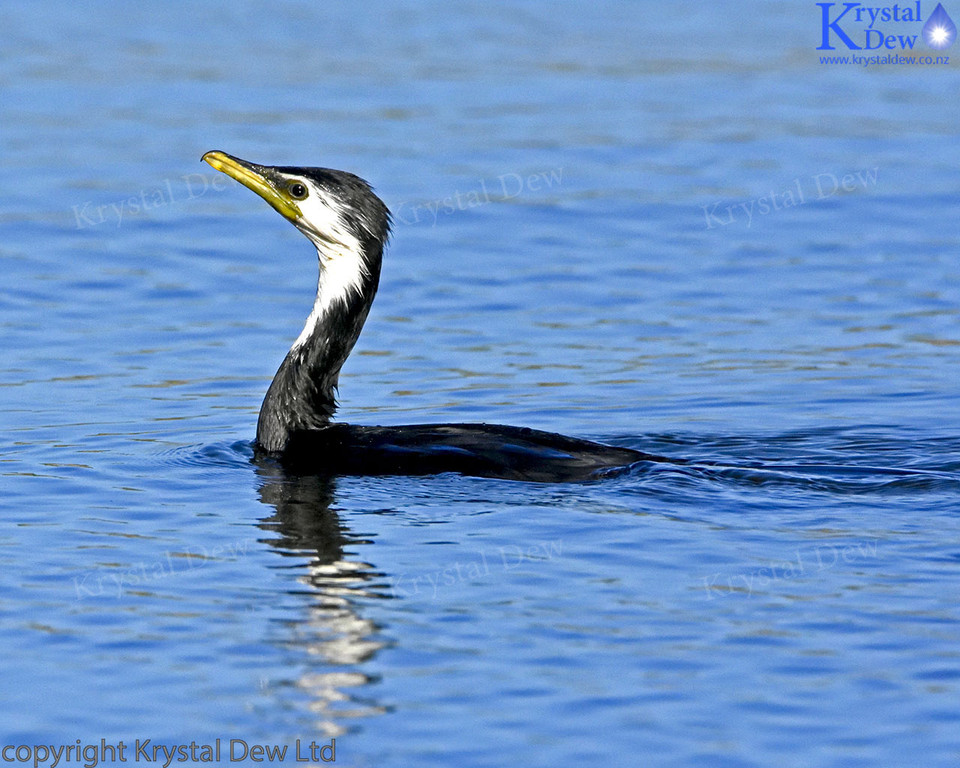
(202, 150), (302, 221)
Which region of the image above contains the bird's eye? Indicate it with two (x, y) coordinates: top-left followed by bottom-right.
(288, 182), (308, 200)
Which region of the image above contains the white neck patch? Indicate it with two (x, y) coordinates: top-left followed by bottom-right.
(290, 181), (370, 352)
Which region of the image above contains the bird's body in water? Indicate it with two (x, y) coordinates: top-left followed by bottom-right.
(203, 151), (663, 481)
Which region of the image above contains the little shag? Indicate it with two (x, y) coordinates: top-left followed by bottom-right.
(203, 151), (662, 482)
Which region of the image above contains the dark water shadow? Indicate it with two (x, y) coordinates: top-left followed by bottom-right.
(637, 460), (960, 495)
(614, 429), (960, 496)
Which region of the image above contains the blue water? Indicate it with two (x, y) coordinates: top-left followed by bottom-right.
(3, 1), (960, 766)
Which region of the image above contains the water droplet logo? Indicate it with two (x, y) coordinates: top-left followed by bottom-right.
(922, 3), (957, 49)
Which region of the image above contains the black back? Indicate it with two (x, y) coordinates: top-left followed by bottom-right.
(277, 423), (667, 483)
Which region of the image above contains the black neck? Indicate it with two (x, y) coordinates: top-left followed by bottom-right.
(256, 253), (381, 453)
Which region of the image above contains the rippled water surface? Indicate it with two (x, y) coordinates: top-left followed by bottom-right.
(3, 2), (960, 766)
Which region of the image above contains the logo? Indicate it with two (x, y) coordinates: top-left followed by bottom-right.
(817, 2), (956, 50)
(923, 2), (958, 46)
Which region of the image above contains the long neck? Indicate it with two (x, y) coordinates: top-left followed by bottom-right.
(256, 245), (380, 453)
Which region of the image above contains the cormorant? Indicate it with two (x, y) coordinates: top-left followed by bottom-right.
(203, 151), (660, 481)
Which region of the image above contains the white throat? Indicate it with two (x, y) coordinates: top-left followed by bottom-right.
(290, 185), (369, 351)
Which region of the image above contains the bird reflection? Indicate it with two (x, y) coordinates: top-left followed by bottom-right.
(254, 457), (390, 736)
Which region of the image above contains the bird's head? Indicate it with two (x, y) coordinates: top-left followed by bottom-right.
(202, 150), (391, 315)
